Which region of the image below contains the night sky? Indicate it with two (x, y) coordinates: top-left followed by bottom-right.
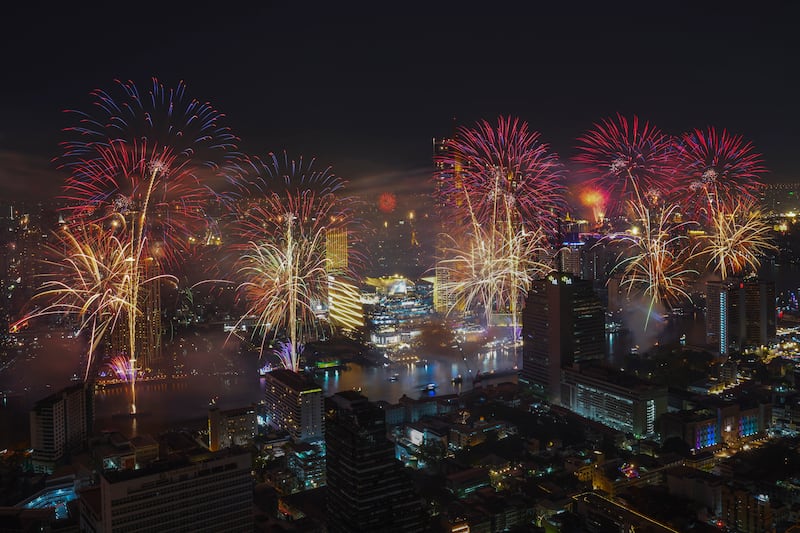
(2, 2), (799, 202)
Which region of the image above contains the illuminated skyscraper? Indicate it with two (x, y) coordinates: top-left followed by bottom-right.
(707, 277), (776, 355)
(263, 369), (324, 443)
(326, 227), (348, 273)
(30, 382), (93, 473)
(521, 272), (605, 403)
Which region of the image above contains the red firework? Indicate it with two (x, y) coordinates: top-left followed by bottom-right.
(433, 116), (564, 234)
(574, 114), (675, 215)
(60, 140), (210, 264)
(672, 127), (767, 223)
(378, 192), (397, 213)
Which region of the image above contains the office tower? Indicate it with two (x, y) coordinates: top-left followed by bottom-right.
(208, 404), (258, 451)
(707, 277), (776, 355)
(328, 275), (365, 331)
(559, 237), (584, 277)
(743, 277), (776, 347)
(326, 391), (424, 533)
(263, 369), (324, 443)
(109, 256), (162, 371)
(79, 448), (253, 532)
(326, 227), (348, 273)
(30, 382), (93, 473)
(521, 272), (605, 403)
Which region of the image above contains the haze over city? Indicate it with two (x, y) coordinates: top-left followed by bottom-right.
(2, 3), (800, 533)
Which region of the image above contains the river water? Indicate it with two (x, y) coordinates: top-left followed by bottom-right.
(2, 262), (797, 449)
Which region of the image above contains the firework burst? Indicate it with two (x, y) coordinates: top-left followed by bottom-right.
(434, 116), (564, 234)
(575, 114), (675, 216)
(54, 78), (238, 411)
(230, 153), (355, 371)
(441, 223), (552, 327)
(609, 198), (699, 329)
(703, 199), (776, 280)
(673, 127), (767, 224)
(13, 223), (136, 380)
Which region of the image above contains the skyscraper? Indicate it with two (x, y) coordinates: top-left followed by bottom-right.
(109, 256), (162, 371)
(326, 391), (424, 532)
(707, 277), (776, 355)
(521, 272), (605, 403)
(263, 369), (324, 443)
(30, 382), (93, 473)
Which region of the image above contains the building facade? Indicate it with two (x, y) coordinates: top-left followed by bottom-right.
(326, 391), (424, 533)
(521, 272), (605, 403)
(263, 369), (324, 443)
(30, 382), (93, 473)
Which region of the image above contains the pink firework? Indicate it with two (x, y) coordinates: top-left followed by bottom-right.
(673, 127), (767, 224)
(574, 114), (675, 215)
(433, 116), (565, 235)
(228, 153), (357, 371)
(58, 78), (243, 264)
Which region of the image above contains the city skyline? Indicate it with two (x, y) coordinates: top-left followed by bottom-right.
(2, 3), (800, 204)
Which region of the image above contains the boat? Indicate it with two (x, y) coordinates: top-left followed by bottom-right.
(388, 373), (400, 382)
(451, 374), (463, 385)
(421, 383), (437, 392)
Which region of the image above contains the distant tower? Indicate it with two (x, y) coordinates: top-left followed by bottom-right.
(263, 369), (324, 443)
(326, 391), (425, 532)
(109, 256), (162, 371)
(30, 382), (93, 473)
(432, 132), (460, 315)
(521, 272), (605, 403)
(326, 227), (348, 273)
(707, 277), (776, 355)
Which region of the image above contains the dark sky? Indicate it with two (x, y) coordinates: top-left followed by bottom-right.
(2, 1), (799, 201)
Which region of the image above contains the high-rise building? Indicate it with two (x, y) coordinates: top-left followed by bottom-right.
(263, 369), (324, 443)
(79, 448), (253, 532)
(706, 277), (776, 355)
(109, 256), (162, 371)
(326, 227), (348, 273)
(326, 391), (424, 533)
(208, 404), (258, 451)
(30, 382), (93, 473)
(521, 272), (605, 403)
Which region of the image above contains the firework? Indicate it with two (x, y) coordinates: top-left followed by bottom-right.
(609, 198), (699, 329)
(54, 78), (238, 411)
(107, 355), (135, 382)
(434, 116), (564, 234)
(703, 199), (776, 280)
(574, 114), (674, 216)
(673, 127), (767, 224)
(13, 223), (135, 380)
(230, 153), (354, 371)
(441, 223), (552, 328)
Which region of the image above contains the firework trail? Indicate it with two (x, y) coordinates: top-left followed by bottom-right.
(13, 223), (136, 380)
(441, 223), (552, 327)
(609, 197), (699, 329)
(574, 114), (675, 217)
(703, 198), (776, 280)
(673, 127), (767, 225)
(434, 116), (564, 234)
(229, 153), (355, 371)
(107, 355), (135, 382)
(54, 78), (239, 412)
(432, 117), (564, 342)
